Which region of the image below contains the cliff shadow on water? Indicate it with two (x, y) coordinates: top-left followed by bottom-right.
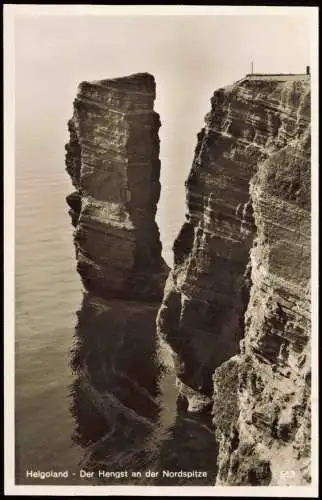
(68, 293), (218, 486)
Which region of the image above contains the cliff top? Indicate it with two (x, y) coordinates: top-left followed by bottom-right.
(245, 73), (310, 81)
(78, 72), (156, 96)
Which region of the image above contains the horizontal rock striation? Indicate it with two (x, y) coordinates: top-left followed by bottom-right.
(66, 73), (167, 301)
(213, 106), (311, 485)
(65, 73), (169, 477)
(157, 75), (311, 484)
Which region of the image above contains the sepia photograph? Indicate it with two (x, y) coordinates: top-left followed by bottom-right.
(4, 4), (319, 497)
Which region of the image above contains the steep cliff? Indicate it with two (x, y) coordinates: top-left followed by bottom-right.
(65, 73), (169, 479)
(213, 115), (311, 486)
(157, 75), (311, 484)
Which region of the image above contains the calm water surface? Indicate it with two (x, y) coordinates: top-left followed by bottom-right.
(15, 146), (219, 486)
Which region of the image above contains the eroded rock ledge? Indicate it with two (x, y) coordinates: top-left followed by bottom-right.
(157, 75), (311, 484)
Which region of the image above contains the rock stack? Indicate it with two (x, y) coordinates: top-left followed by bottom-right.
(65, 73), (168, 477)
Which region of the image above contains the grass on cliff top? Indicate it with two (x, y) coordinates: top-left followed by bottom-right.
(254, 142), (311, 210)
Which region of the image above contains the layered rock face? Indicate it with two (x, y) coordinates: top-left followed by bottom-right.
(65, 73), (169, 478)
(157, 75), (311, 484)
(213, 111), (311, 486)
(66, 73), (167, 300)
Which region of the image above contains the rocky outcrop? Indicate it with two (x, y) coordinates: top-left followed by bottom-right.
(157, 75), (311, 484)
(65, 73), (169, 478)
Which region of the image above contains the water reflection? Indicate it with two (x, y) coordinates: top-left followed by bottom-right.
(69, 291), (218, 485)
